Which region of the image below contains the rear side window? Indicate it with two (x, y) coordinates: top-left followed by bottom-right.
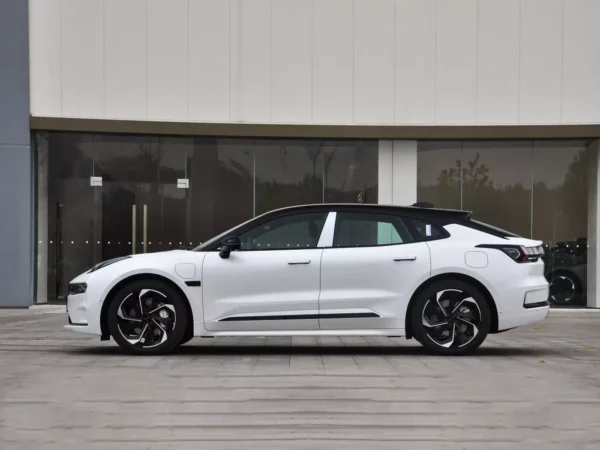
(334, 212), (414, 247)
(405, 218), (444, 241)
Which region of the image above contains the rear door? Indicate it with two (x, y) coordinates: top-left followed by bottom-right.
(318, 212), (431, 331)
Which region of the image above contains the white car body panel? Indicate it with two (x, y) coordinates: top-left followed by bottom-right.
(201, 249), (324, 331)
(318, 242), (431, 331)
(64, 205), (550, 347)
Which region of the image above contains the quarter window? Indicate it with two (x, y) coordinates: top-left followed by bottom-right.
(238, 213), (328, 250)
(334, 212), (414, 247)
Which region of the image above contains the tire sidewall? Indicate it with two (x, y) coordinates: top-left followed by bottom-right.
(548, 271), (582, 305)
(411, 280), (491, 356)
(107, 279), (188, 355)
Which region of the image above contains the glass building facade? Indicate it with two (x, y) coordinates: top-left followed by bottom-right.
(35, 132), (378, 299)
(418, 140), (591, 308)
(36, 132), (592, 308)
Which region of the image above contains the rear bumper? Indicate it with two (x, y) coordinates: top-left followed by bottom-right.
(498, 285), (550, 330)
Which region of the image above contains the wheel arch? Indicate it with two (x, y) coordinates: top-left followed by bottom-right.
(405, 272), (499, 339)
(99, 273), (194, 340)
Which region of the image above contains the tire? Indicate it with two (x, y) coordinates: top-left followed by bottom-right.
(179, 329), (194, 346)
(107, 279), (189, 355)
(548, 271), (582, 306)
(411, 280), (491, 356)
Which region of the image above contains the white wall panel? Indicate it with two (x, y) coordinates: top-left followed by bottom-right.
(435, 0), (478, 124)
(29, 0), (600, 126)
(477, 0), (519, 124)
(395, 0), (436, 124)
(147, 0), (188, 121)
(519, 0), (563, 124)
(29, 0), (61, 117)
(271, 0), (312, 123)
(313, 0), (353, 124)
(354, 0), (394, 124)
(234, 0), (271, 122)
(189, 0), (230, 122)
(104, 0), (146, 119)
(562, 0), (600, 124)
(61, 0), (104, 118)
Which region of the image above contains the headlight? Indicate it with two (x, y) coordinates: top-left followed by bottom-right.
(87, 256), (131, 273)
(68, 283), (87, 295)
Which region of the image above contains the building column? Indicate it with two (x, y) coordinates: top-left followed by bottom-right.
(587, 140), (600, 308)
(0, 0), (32, 308)
(378, 140), (417, 206)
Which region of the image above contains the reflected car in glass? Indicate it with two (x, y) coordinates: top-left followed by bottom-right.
(542, 238), (587, 307)
(65, 204), (550, 356)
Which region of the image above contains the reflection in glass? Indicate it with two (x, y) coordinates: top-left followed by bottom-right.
(41, 132), (378, 300)
(254, 139), (323, 215)
(323, 141), (378, 204)
(534, 141), (590, 307)
(462, 141), (532, 238)
(417, 139), (592, 308)
(45, 132), (96, 298)
(417, 141), (462, 210)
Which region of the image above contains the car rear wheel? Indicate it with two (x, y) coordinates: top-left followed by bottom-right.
(411, 280), (491, 356)
(107, 279), (188, 355)
(548, 271), (582, 306)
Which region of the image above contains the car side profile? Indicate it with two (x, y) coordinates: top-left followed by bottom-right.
(65, 203), (550, 356)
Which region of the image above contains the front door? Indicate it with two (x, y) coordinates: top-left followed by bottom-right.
(201, 212), (329, 331)
(318, 211), (431, 331)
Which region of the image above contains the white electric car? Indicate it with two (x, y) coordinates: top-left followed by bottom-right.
(65, 204), (550, 356)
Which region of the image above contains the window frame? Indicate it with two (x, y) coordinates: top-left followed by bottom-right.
(332, 211), (416, 249)
(230, 211), (331, 252)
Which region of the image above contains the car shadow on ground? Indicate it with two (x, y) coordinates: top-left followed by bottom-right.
(65, 343), (563, 358)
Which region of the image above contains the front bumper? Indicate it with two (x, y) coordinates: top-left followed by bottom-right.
(65, 292), (102, 336)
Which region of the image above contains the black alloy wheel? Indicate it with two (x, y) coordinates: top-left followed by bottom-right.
(548, 272), (581, 305)
(412, 280), (491, 355)
(107, 279), (188, 355)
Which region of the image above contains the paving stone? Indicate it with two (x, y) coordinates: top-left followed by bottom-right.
(0, 310), (600, 448)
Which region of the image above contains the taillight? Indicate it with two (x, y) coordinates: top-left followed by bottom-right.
(476, 244), (544, 263)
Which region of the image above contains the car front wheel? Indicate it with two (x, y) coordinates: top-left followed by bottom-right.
(107, 279), (188, 355)
(411, 280), (491, 356)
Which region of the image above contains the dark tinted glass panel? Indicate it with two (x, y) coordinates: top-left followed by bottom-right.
(254, 140), (323, 215)
(533, 140), (590, 307)
(323, 141), (378, 203)
(334, 213), (414, 247)
(462, 141), (532, 238)
(239, 212), (327, 250)
(417, 141), (462, 210)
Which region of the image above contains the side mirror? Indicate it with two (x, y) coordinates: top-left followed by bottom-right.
(219, 236), (241, 259)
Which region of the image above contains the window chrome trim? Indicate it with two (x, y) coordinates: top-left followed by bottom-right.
(317, 212), (337, 248)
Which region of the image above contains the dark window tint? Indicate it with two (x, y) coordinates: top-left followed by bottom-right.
(334, 213), (414, 247)
(406, 218), (444, 240)
(239, 213), (327, 250)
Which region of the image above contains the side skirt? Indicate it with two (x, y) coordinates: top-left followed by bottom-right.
(200, 329), (406, 337)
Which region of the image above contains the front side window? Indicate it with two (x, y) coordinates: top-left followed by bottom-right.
(238, 213), (328, 250)
(334, 212), (414, 247)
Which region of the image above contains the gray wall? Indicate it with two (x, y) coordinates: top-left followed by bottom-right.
(0, 0), (33, 307)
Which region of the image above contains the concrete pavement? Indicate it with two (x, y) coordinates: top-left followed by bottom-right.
(1, 308), (600, 449)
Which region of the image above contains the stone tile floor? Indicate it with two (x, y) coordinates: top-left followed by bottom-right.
(0, 308), (599, 449)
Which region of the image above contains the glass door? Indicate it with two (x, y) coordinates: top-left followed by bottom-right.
(94, 135), (193, 258)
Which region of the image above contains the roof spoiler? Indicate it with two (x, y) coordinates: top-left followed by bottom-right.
(412, 202), (434, 208)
